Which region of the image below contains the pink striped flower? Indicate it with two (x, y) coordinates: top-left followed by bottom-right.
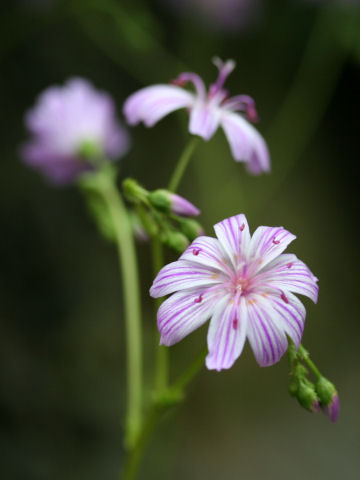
(124, 58), (270, 174)
(150, 214), (318, 371)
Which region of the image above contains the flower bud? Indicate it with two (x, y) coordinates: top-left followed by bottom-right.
(149, 190), (200, 217)
(122, 178), (149, 204)
(161, 231), (189, 253)
(315, 377), (339, 422)
(296, 380), (320, 413)
(178, 218), (204, 241)
(322, 394), (339, 423)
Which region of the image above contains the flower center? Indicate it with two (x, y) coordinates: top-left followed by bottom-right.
(234, 276), (249, 295)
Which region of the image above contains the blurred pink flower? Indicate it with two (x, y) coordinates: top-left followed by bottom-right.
(165, 0), (261, 32)
(150, 214), (318, 371)
(124, 58), (270, 174)
(22, 78), (129, 184)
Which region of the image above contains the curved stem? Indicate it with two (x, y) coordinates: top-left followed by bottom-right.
(96, 168), (143, 448)
(151, 237), (169, 393)
(168, 136), (201, 192)
(122, 347), (206, 480)
(298, 344), (322, 379)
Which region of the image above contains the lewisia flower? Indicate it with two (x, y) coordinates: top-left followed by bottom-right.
(124, 58), (269, 174)
(150, 214), (318, 371)
(22, 78), (129, 184)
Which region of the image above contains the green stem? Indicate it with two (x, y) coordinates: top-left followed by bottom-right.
(122, 348), (206, 480)
(168, 136), (201, 192)
(96, 168), (143, 448)
(151, 237), (169, 393)
(298, 344), (322, 379)
(122, 403), (162, 480)
(172, 347), (207, 393)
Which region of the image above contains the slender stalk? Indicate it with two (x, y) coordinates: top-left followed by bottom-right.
(168, 136), (201, 192)
(172, 347), (207, 392)
(122, 404), (162, 480)
(122, 348), (206, 480)
(96, 169), (143, 448)
(298, 344), (322, 379)
(151, 237), (169, 392)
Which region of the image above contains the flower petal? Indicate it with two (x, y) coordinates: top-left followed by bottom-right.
(123, 85), (194, 127)
(248, 226), (296, 274)
(150, 260), (225, 298)
(259, 289), (306, 348)
(220, 111), (270, 173)
(245, 294), (289, 366)
(214, 214), (251, 269)
(189, 101), (221, 140)
(157, 287), (222, 346)
(255, 254), (319, 303)
(179, 236), (230, 273)
(206, 295), (248, 371)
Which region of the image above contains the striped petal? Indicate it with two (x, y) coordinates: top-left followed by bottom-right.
(245, 294), (289, 367)
(206, 295), (248, 371)
(179, 236), (230, 274)
(248, 226), (296, 274)
(262, 290), (306, 348)
(123, 85), (194, 127)
(158, 287), (221, 346)
(189, 101), (221, 140)
(220, 111), (270, 174)
(255, 254), (319, 303)
(214, 214), (251, 269)
(150, 260), (224, 298)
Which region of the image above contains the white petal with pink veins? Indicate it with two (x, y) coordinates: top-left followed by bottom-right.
(220, 111), (270, 173)
(248, 226), (296, 274)
(214, 214), (251, 269)
(245, 294), (289, 367)
(255, 253), (319, 303)
(206, 295), (248, 371)
(123, 85), (194, 127)
(158, 287), (222, 346)
(189, 101), (221, 140)
(150, 260), (225, 298)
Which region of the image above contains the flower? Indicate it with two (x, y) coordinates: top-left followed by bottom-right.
(22, 78), (129, 184)
(123, 58), (270, 174)
(322, 393), (339, 422)
(163, 0), (261, 32)
(148, 189), (200, 217)
(150, 214), (318, 371)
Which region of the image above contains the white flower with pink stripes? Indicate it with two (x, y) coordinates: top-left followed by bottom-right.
(150, 214), (318, 371)
(123, 58), (270, 174)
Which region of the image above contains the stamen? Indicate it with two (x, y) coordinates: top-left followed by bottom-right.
(232, 318), (238, 330)
(194, 294), (203, 304)
(287, 262), (293, 269)
(192, 248), (201, 256)
(171, 78), (187, 87)
(281, 292), (289, 304)
(240, 223), (245, 232)
(273, 238), (280, 245)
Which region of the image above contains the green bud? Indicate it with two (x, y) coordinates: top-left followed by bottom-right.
(162, 231), (189, 252)
(122, 178), (149, 204)
(296, 380), (320, 412)
(315, 377), (337, 407)
(148, 189), (172, 212)
(178, 218), (204, 241)
(136, 205), (158, 237)
(288, 376), (299, 397)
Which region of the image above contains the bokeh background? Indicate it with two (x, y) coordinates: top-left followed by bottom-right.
(1, 0), (360, 479)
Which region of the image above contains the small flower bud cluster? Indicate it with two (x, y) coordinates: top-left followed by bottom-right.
(122, 178), (203, 252)
(288, 343), (339, 422)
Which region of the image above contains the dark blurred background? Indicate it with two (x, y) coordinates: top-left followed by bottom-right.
(1, 0), (360, 479)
